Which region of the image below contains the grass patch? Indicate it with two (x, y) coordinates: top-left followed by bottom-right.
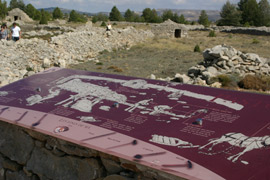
(252, 38), (260, 44)
(69, 30), (270, 79)
(208, 30), (216, 37)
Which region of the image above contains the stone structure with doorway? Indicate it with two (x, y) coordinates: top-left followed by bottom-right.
(151, 19), (188, 38)
(5, 8), (33, 23)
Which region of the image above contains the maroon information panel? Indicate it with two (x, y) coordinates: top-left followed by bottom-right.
(0, 68), (270, 180)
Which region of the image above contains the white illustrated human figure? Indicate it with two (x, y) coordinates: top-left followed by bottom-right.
(199, 132), (270, 163)
(125, 99), (153, 112)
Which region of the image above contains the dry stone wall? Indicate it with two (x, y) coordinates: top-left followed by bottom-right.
(0, 24), (154, 87)
(0, 121), (184, 180)
(213, 26), (270, 36)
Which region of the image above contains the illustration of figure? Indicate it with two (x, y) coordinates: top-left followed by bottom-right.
(125, 99), (153, 112)
(199, 132), (270, 163)
(150, 134), (199, 148)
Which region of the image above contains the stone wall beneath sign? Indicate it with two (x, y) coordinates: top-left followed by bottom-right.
(0, 121), (184, 180)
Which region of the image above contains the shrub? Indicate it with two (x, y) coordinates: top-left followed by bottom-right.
(194, 44), (201, 52)
(210, 74), (240, 88)
(208, 30), (216, 37)
(96, 62), (103, 65)
(216, 74), (231, 87)
(244, 22), (250, 27)
(99, 49), (109, 54)
(252, 38), (260, 44)
(238, 75), (270, 91)
(107, 65), (123, 72)
(101, 21), (106, 26)
(113, 22), (117, 25)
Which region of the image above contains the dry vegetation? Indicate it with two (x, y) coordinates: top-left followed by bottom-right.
(70, 30), (270, 83)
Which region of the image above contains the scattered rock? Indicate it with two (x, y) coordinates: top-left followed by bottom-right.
(150, 74), (156, 80)
(26, 147), (104, 180)
(0, 122), (34, 165)
(101, 157), (124, 174)
(183, 44), (270, 87)
(0, 24), (154, 87)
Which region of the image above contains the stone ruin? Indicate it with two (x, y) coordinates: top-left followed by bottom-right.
(174, 45), (270, 87)
(5, 8), (33, 23)
(151, 19), (188, 38)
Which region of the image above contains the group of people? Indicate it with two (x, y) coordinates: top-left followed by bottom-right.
(0, 22), (21, 42)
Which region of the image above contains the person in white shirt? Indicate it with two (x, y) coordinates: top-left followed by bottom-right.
(11, 22), (21, 42)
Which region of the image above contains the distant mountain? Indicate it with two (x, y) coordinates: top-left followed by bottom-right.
(41, 7), (220, 22)
(41, 7), (94, 16)
(156, 9), (220, 22)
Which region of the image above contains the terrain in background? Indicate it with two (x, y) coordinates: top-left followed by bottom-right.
(69, 30), (270, 79)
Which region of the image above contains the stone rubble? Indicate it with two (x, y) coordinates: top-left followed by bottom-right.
(171, 44), (270, 87)
(0, 24), (154, 87)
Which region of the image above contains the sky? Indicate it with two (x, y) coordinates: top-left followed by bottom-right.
(5, 0), (240, 13)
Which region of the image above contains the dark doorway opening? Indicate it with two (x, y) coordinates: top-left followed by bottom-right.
(175, 29), (181, 38)
(14, 16), (18, 21)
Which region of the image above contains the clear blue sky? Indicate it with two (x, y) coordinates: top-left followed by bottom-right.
(5, 0), (240, 13)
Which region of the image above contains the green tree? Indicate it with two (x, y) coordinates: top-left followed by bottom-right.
(124, 9), (134, 22)
(142, 8), (162, 23)
(238, 0), (248, 11)
(218, 1), (241, 26)
(133, 14), (144, 22)
(241, 0), (259, 26)
(9, 0), (25, 10)
(179, 14), (186, 24)
(53, 7), (63, 19)
(198, 10), (210, 27)
(92, 13), (108, 23)
(109, 6), (123, 21)
(33, 9), (41, 20)
(39, 9), (48, 24)
(162, 10), (174, 21)
(172, 13), (179, 23)
(69, 10), (87, 23)
(142, 8), (152, 22)
(69, 10), (77, 22)
(44, 10), (52, 21)
(258, 0), (270, 26)
(25, 4), (36, 19)
(0, 0), (8, 20)
(151, 9), (162, 23)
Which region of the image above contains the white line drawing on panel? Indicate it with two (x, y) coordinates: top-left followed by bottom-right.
(0, 91), (8, 96)
(25, 75), (244, 120)
(199, 132), (270, 163)
(150, 134), (199, 148)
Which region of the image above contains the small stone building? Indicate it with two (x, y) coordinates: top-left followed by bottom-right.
(151, 19), (188, 38)
(6, 8), (33, 22)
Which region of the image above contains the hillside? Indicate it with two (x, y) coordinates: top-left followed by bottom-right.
(156, 9), (220, 22)
(41, 7), (94, 16)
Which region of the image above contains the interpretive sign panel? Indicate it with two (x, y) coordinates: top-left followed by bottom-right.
(0, 68), (270, 180)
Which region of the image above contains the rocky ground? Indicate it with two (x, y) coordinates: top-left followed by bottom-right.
(0, 22), (154, 87)
(1, 22), (270, 92)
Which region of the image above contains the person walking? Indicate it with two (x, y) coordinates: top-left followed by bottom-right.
(11, 22), (21, 42)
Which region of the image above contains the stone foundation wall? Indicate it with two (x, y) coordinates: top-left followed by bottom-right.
(0, 121), (184, 180)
